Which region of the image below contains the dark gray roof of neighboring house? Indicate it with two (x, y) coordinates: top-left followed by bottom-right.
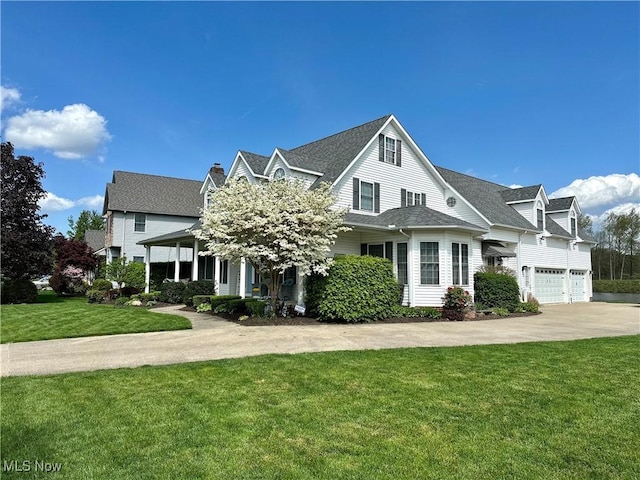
(104, 171), (202, 217)
(84, 229), (105, 252)
(545, 216), (572, 238)
(547, 197), (575, 212)
(435, 166), (539, 231)
(345, 206), (487, 232)
(499, 185), (542, 203)
(240, 150), (270, 174)
(290, 115), (392, 186)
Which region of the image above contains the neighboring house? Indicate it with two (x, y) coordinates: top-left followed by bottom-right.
(102, 171), (205, 270)
(140, 115), (595, 305)
(84, 229), (106, 257)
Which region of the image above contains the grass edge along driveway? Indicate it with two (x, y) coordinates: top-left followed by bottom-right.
(1, 335), (638, 479)
(1, 293), (191, 343)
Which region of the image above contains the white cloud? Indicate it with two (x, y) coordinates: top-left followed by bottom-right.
(77, 195), (104, 209)
(550, 173), (640, 211)
(5, 103), (111, 159)
(588, 202), (640, 229)
(40, 193), (104, 212)
(508, 184), (524, 189)
(1, 86), (21, 109)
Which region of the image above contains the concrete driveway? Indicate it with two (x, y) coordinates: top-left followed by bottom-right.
(1, 302), (638, 377)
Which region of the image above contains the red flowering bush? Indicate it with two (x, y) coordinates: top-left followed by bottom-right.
(442, 286), (473, 312)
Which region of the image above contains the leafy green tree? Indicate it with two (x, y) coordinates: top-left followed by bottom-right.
(67, 209), (104, 240)
(1, 142), (55, 280)
(194, 178), (349, 312)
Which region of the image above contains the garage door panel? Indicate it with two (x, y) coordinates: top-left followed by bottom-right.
(570, 270), (587, 302)
(535, 268), (566, 304)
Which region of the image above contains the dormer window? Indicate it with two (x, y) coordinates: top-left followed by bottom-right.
(536, 201), (544, 230)
(378, 134), (402, 166)
(273, 168), (286, 180)
(570, 214), (577, 237)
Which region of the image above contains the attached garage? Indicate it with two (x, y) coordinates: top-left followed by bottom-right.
(570, 270), (588, 302)
(534, 268), (566, 304)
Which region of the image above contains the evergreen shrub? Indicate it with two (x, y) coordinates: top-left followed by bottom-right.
(474, 272), (520, 312)
(1, 278), (38, 304)
(306, 255), (400, 322)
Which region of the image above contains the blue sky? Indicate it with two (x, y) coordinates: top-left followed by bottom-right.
(2, 1), (638, 235)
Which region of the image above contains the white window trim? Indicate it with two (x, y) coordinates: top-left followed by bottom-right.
(134, 213), (146, 233)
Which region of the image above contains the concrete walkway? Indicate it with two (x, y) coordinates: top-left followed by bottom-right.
(1, 302), (638, 377)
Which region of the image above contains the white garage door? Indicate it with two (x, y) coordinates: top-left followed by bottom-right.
(535, 268), (566, 304)
(570, 270), (587, 302)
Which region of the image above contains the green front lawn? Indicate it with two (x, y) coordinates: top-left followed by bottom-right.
(0, 291), (191, 343)
(2, 336), (638, 479)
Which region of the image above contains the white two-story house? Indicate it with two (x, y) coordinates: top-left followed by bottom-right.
(140, 114), (594, 305)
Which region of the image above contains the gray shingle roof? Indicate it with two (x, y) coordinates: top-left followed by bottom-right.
(104, 171), (202, 217)
(84, 229), (105, 252)
(499, 185), (542, 203)
(435, 166), (539, 231)
(545, 216), (572, 238)
(207, 170), (227, 187)
(345, 206), (487, 232)
(290, 115), (392, 186)
(240, 150), (269, 175)
(547, 197), (575, 212)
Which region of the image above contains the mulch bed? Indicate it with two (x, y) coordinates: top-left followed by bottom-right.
(180, 306), (539, 326)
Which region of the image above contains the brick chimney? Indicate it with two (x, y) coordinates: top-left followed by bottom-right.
(211, 163), (224, 175)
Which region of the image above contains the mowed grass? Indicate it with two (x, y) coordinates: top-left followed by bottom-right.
(2, 336), (638, 479)
(0, 291), (191, 343)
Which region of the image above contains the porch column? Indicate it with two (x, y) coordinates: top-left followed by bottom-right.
(297, 271), (305, 305)
(174, 242), (181, 282)
(214, 256), (221, 295)
(408, 232), (416, 307)
(239, 257), (246, 299)
(144, 246), (151, 294)
(192, 239), (199, 281)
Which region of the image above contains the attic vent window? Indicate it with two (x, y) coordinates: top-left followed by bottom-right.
(273, 168), (286, 180)
(446, 197), (457, 207)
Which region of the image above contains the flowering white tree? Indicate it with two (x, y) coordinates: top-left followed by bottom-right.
(192, 178), (350, 312)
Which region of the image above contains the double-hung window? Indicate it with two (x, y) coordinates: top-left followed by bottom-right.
(570, 215), (577, 237)
(378, 134), (402, 166)
(401, 189), (426, 207)
(420, 242), (439, 285)
(352, 178), (380, 213)
(451, 242), (469, 285)
(397, 243), (408, 285)
(536, 202), (544, 230)
(134, 213), (146, 233)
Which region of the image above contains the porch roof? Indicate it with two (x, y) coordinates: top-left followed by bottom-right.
(482, 241), (516, 258)
(137, 221), (200, 247)
(345, 206), (488, 233)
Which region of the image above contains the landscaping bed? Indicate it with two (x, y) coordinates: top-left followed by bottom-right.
(186, 307), (540, 326)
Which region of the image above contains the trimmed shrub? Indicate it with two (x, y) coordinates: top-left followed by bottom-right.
(210, 295), (242, 309)
(474, 272), (520, 313)
(114, 296), (129, 307)
(593, 280), (640, 294)
(246, 300), (268, 317)
(192, 295), (213, 306)
(183, 280), (217, 306)
(159, 281), (187, 304)
(306, 255), (401, 322)
(1, 278), (38, 304)
(92, 279), (113, 291)
(226, 298), (258, 314)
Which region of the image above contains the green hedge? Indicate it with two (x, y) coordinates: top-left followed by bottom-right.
(306, 255), (401, 323)
(1, 279), (38, 304)
(92, 279), (113, 291)
(593, 280), (640, 294)
(183, 280), (217, 306)
(159, 282), (187, 304)
(473, 272), (520, 313)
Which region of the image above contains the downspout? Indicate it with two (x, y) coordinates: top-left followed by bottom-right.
(518, 230), (528, 302)
(399, 229), (413, 306)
